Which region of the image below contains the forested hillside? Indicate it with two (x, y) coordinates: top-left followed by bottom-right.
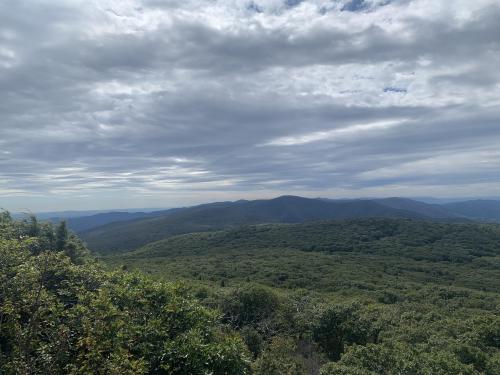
(2, 212), (499, 374)
(106, 219), (500, 374)
(43, 196), (500, 255)
(444, 200), (500, 221)
(81, 196), (460, 254)
(47, 210), (170, 232)
(0, 212), (250, 374)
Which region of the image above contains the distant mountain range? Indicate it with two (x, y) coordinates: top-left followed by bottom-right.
(38, 195), (495, 254)
(443, 200), (500, 221)
(12, 207), (168, 221)
(46, 208), (182, 233)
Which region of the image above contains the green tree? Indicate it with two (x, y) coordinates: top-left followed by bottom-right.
(0, 214), (251, 374)
(312, 303), (376, 361)
(55, 221), (68, 251)
(221, 285), (280, 329)
(253, 337), (305, 375)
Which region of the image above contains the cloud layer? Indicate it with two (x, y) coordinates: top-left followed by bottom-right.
(1, 0), (499, 210)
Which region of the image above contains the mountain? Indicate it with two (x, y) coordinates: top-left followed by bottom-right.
(80, 195), (446, 254)
(12, 208), (168, 221)
(48, 208), (181, 233)
(443, 200), (500, 220)
(372, 197), (459, 218)
(12, 209), (109, 220)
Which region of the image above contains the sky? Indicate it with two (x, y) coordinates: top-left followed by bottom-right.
(1, 0), (500, 212)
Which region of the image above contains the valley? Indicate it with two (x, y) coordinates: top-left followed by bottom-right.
(3, 199), (500, 374)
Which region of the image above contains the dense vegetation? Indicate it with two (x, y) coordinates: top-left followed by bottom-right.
(106, 219), (500, 374)
(2, 211), (499, 374)
(0, 212), (250, 374)
(49, 197), (500, 241)
(46, 197), (500, 255)
(80, 196), (435, 254)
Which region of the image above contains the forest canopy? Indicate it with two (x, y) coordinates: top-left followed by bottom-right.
(0, 212), (250, 374)
(1, 213), (499, 374)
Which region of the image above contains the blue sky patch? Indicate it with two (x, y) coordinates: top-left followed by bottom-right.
(384, 87), (408, 93)
(341, 0), (370, 12)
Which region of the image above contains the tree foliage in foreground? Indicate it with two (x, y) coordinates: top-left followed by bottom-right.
(0, 212), (250, 374)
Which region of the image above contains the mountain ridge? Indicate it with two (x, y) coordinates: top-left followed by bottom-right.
(79, 195), (469, 254)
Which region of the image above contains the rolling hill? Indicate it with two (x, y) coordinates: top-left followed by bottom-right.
(48, 208), (180, 232)
(39, 195), (498, 254)
(106, 218), (500, 293)
(371, 197), (460, 218)
(444, 199), (500, 221)
(81, 195), (449, 254)
(102, 218), (500, 375)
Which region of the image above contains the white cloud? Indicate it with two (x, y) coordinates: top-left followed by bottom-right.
(264, 119), (405, 146)
(0, 0), (499, 210)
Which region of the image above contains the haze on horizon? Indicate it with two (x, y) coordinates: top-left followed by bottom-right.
(1, 0), (500, 212)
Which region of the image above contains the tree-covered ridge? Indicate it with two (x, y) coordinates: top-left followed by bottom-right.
(114, 219), (500, 293)
(107, 219), (500, 374)
(80, 196), (457, 254)
(122, 218), (500, 262)
(0, 212), (250, 374)
(39, 197), (500, 240)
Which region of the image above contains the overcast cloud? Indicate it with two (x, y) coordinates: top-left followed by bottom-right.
(1, 0), (500, 211)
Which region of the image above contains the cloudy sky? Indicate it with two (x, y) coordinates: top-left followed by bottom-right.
(1, 0), (500, 211)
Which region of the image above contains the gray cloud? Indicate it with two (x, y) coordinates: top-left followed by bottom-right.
(1, 0), (499, 211)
